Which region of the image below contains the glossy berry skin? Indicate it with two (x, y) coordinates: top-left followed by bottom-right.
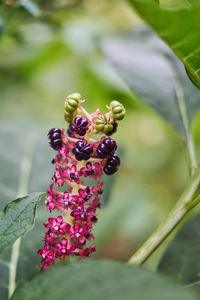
(106, 120), (118, 136)
(72, 141), (93, 161)
(48, 128), (62, 150)
(67, 125), (75, 137)
(104, 155), (120, 175)
(97, 138), (117, 159)
(71, 117), (89, 136)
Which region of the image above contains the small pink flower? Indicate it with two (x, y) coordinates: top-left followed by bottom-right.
(44, 231), (55, 245)
(63, 165), (80, 184)
(53, 168), (64, 187)
(57, 192), (77, 210)
(45, 183), (56, 212)
(37, 244), (55, 269)
(80, 162), (103, 179)
(44, 216), (70, 235)
(77, 245), (96, 257)
(91, 181), (104, 195)
(75, 187), (92, 205)
(69, 224), (89, 244)
(54, 238), (76, 258)
(71, 204), (87, 221)
(57, 144), (69, 164)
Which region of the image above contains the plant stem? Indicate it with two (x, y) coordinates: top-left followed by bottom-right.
(128, 169), (200, 265)
(8, 135), (37, 298)
(79, 106), (93, 122)
(175, 81), (198, 175)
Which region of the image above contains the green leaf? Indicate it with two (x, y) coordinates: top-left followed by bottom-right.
(11, 260), (198, 300)
(127, 0), (200, 88)
(159, 0), (200, 9)
(102, 27), (200, 140)
(0, 122), (52, 299)
(19, 0), (41, 17)
(158, 214), (200, 293)
(0, 192), (45, 254)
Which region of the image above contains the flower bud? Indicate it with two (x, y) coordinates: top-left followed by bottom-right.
(110, 100), (126, 121)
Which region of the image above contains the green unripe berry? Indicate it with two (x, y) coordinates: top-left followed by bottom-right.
(95, 124), (105, 131)
(95, 116), (105, 125)
(95, 115), (114, 133)
(64, 93), (82, 123)
(64, 110), (72, 123)
(104, 124), (113, 133)
(110, 100), (125, 121)
(64, 103), (75, 112)
(67, 99), (78, 108)
(67, 93), (82, 102)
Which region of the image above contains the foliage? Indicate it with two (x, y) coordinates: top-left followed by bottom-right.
(11, 260), (198, 300)
(0, 0), (200, 300)
(158, 214), (200, 293)
(0, 193), (45, 254)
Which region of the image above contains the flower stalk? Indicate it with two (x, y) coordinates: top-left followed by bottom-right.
(38, 93), (125, 269)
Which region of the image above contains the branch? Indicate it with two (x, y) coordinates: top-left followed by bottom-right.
(127, 169), (200, 265)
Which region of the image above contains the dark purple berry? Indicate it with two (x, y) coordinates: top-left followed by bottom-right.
(106, 120), (118, 136)
(72, 140), (93, 161)
(71, 116), (89, 136)
(97, 138), (117, 159)
(91, 216), (98, 223)
(48, 128), (62, 150)
(67, 125), (75, 137)
(104, 155), (120, 175)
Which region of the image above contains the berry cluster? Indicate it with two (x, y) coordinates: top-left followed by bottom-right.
(97, 138), (120, 175)
(38, 93), (125, 269)
(48, 128), (62, 150)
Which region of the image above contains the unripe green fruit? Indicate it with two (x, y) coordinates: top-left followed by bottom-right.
(104, 124), (113, 133)
(64, 93), (82, 123)
(64, 110), (73, 123)
(95, 115), (114, 133)
(110, 100), (125, 121)
(64, 103), (76, 112)
(67, 93), (82, 101)
(67, 99), (78, 107)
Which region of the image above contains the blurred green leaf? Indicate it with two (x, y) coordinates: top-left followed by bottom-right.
(0, 193), (45, 254)
(128, 0), (200, 89)
(159, 0), (200, 9)
(0, 122), (52, 299)
(19, 0), (41, 17)
(158, 214), (200, 294)
(11, 260), (198, 300)
(0, 18), (4, 37)
(102, 27), (200, 140)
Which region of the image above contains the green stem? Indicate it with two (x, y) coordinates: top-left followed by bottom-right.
(8, 135), (37, 298)
(128, 169), (200, 265)
(175, 80), (198, 175)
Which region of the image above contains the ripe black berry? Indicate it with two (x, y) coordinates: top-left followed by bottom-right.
(97, 138), (117, 159)
(72, 140), (93, 161)
(106, 120), (118, 136)
(48, 128), (62, 150)
(67, 125), (75, 137)
(104, 155), (120, 175)
(71, 116), (89, 136)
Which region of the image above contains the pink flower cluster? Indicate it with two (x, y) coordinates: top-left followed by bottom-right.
(38, 131), (107, 269)
(38, 95), (122, 269)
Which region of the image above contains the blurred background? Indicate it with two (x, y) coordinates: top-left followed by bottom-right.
(1, 1), (200, 296)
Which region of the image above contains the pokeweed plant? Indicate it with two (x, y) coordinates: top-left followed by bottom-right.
(37, 93), (125, 269)
(1, 1), (200, 300)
